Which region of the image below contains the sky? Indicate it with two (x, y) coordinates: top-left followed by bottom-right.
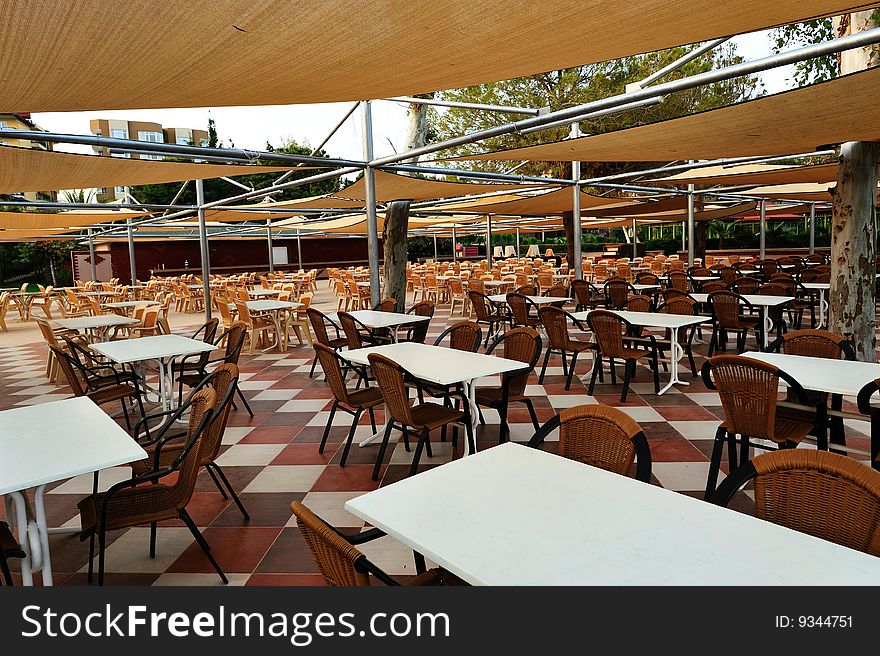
(30, 29), (795, 168)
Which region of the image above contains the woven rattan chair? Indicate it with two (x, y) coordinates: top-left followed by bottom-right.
(604, 277), (636, 310)
(290, 501), (465, 586)
(701, 355), (822, 499)
(0, 521), (25, 586)
(368, 353), (472, 480)
(307, 308), (348, 377)
(468, 291), (505, 347)
(78, 387), (227, 585)
(515, 284), (536, 296)
(666, 271), (688, 292)
(529, 404), (652, 482)
(376, 297), (397, 312)
(538, 305), (593, 390)
(400, 301), (435, 343)
(546, 284), (568, 298)
(586, 310), (660, 402)
(571, 279), (603, 312)
(314, 343), (382, 467)
(173, 318), (220, 404)
(476, 328), (542, 443)
(624, 293), (652, 313)
(133, 364), (249, 520)
(433, 321), (482, 353)
(732, 276), (761, 295)
(707, 290), (762, 355)
(636, 272), (660, 285)
(710, 449), (880, 555)
(506, 292), (541, 329)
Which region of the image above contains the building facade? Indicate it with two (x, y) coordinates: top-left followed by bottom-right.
(0, 113), (57, 202)
(89, 119), (209, 201)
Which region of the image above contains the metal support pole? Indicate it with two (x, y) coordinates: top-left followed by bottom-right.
(125, 186), (137, 284)
(266, 219), (274, 273)
(486, 216), (493, 267)
(681, 221), (686, 254)
(809, 204), (816, 255)
(452, 226), (457, 263)
(516, 227), (521, 259)
(196, 178), (212, 321)
(571, 123), (583, 279)
(297, 230), (303, 270)
(361, 101), (381, 308)
(632, 217), (638, 260)
(687, 184), (695, 267)
(759, 199), (767, 260)
(87, 228), (97, 281)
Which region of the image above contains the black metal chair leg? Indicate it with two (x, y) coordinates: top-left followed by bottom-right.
(409, 427), (430, 476)
(620, 359), (633, 403)
(538, 347), (551, 383)
(149, 521), (157, 558)
(524, 398), (540, 431)
(97, 529), (106, 586)
(212, 464), (249, 520)
(318, 401), (339, 454)
(339, 409), (362, 467)
(87, 533), (95, 584)
(588, 355), (601, 396)
(704, 426), (727, 501)
(235, 384), (254, 417)
(372, 422), (395, 481)
(413, 551), (427, 574)
(179, 510), (228, 584)
(565, 351), (579, 391)
(368, 406), (377, 433)
(204, 462), (229, 499)
(309, 352), (318, 377)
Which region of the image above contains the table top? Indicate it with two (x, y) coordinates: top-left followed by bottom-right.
(801, 282), (829, 290)
(103, 300), (159, 309)
(0, 397), (147, 496)
(345, 443), (880, 585)
(246, 299), (302, 311)
(691, 293), (795, 306)
(92, 333), (216, 364)
(79, 291), (117, 297)
(690, 276), (720, 281)
(742, 351), (880, 397)
(630, 284), (659, 292)
(346, 310), (430, 330)
(248, 288), (281, 297)
(571, 309), (708, 329)
(55, 314), (139, 330)
(488, 294), (569, 304)
(342, 341), (527, 386)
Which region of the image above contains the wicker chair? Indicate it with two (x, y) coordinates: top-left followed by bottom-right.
(624, 294), (652, 313)
(376, 297), (397, 312)
(0, 521), (25, 586)
(546, 284), (568, 298)
(307, 308), (348, 378)
(368, 353), (471, 480)
(528, 404), (652, 482)
(433, 321), (482, 353)
(732, 276), (761, 295)
(506, 292), (541, 329)
(707, 290), (762, 355)
(400, 301), (435, 343)
(515, 284), (536, 296)
(476, 328), (542, 444)
(586, 310), (660, 402)
(604, 277), (635, 310)
(571, 279), (603, 312)
(78, 387), (227, 585)
(234, 300), (275, 354)
(636, 272), (660, 285)
(666, 271), (688, 292)
(700, 355), (821, 499)
(538, 306), (593, 390)
(710, 449), (880, 555)
(172, 318), (220, 404)
(290, 501), (464, 586)
(314, 343), (383, 468)
(468, 291), (505, 347)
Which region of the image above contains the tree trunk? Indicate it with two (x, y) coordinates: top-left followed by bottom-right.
(562, 210), (576, 272)
(383, 200), (410, 313)
(404, 93), (434, 162)
(830, 11), (880, 361)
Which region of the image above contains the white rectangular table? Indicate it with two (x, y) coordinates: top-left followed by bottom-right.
(801, 282), (829, 327)
(344, 310), (431, 343)
(345, 442), (880, 585)
(341, 342), (527, 455)
(572, 309), (708, 394)
(92, 334), (216, 411)
(487, 294), (570, 305)
(0, 397), (146, 586)
(247, 300), (303, 352)
(691, 293), (794, 347)
(247, 288), (281, 298)
(630, 284), (659, 293)
(55, 314), (139, 340)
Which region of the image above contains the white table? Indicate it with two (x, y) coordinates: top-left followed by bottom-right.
(247, 299), (303, 352)
(247, 288), (281, 298)
(344, 310), (431, 343)
(692, 293), (794, 347)
(103, 300), (159, 316)
(572, 309), (708, 394)
(801, 282), (829, 327)
(341, 342), (526, 455)
(0, 397), (146, 586)
(91, 334), (216, 412)
(345, 442), (880, 585)
(630, 284), (659, 293)
(487, 294), (569, 305)
(55, 314), (138, 340)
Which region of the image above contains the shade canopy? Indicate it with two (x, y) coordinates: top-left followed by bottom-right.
(0, 146), (294, 194)
(645, 163), (840, 187)
(434, 188), (628, 215)
(0, 209), (147, 231)
(460, 68), (880, 162)
(334, 171), (548, 202)
(1, 1), (868, 112)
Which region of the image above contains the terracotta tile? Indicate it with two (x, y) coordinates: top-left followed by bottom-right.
(167, 527), (282, 574)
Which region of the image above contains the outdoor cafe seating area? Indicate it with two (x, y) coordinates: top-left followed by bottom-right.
(2, 248), (880, 587)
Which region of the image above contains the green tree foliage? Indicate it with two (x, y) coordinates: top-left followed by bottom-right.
(429, 43), (760, 180)
(770, 19), (839, 85)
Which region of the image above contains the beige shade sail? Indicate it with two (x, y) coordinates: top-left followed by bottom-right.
(0, 209), (147, 230)
(731, 183), (843, 201)
(434, 188), (629, 215)
(460, 67), (880, 162)
(646, 163), (840, 187)
(2, 1), (867, 112)
(334, 171), (548, 202)
(0, 146), (297, 194)
(205, 195), (366, 222)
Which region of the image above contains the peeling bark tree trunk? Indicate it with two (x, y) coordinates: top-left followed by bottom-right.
(830, 11), (880, 361)
(562, 210), (576, 271)
(404, 93), (434, 162)
(383, 200), (410, 313)
(830, 142), (878, 360)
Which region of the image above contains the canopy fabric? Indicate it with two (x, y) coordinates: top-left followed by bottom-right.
(205, 195), (366, 222)
(0, 209), (147, 230)
(433, 188), (629, 215)
(2, 1), (866, 112)
(460, 68), (880, 162)
(334, 171), (548, 202)
(0, 146), (295, 194)
(645, 163), (840, 187)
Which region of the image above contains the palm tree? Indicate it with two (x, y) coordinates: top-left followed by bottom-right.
(62, 189), (94, 204)
(707, 220), (740, 250)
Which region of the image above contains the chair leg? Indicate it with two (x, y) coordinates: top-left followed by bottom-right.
(538, 347), (552, 384)
(120, 398), (131, 431)
(179, 509), (228, 584)
(588, 355), (601, 396)
(235, 384), (254, 417)
(704, 426), (727, 500)
(97, 529), (107, 586)
(524, 398), (540, 432)
(559, 349), (569, 378)
(372, 422), (395, 481)
(319, 401), (339, 454)
(498, 401), (510, 443)
(609, 358), (617, 385)
(565, 351), (579, 391)
(87, 533), (96, 584)
(409, 427), (430, 476)
(708, 327), (717, 357)
(211, 463), (249, 520)
(651, 352), (660, 394)
(620, 359), (633, 403)
(205, 463), (229, 499)
(149, 521), (157, 558)
(309, 352), (318, 378)
(368, 406), (377, 433)
(339, 409), (362, 467)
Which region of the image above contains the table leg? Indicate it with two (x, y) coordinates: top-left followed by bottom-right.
(761, 307), (772, 348)
(157, 358), (171, 412)
(33, 485), (53, 585)
(7, 490), (34, 586)
(462, 379), (479, 455)
(658, 327), (688, 395)
(819, 289), (827, 328)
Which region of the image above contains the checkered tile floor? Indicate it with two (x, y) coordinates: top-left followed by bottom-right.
(1, 291), (876, 585)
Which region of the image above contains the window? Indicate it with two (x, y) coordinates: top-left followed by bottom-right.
(114, 186), (125, 195)
(110, 128), (128, 139)
(140, 154), (164, 160)
(110, 152), (130, 158)
(96, 188), (107, 194)
(176, 136), (191, 145)
(199, 138), (208, 147)
(138, 131), (163, 143)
